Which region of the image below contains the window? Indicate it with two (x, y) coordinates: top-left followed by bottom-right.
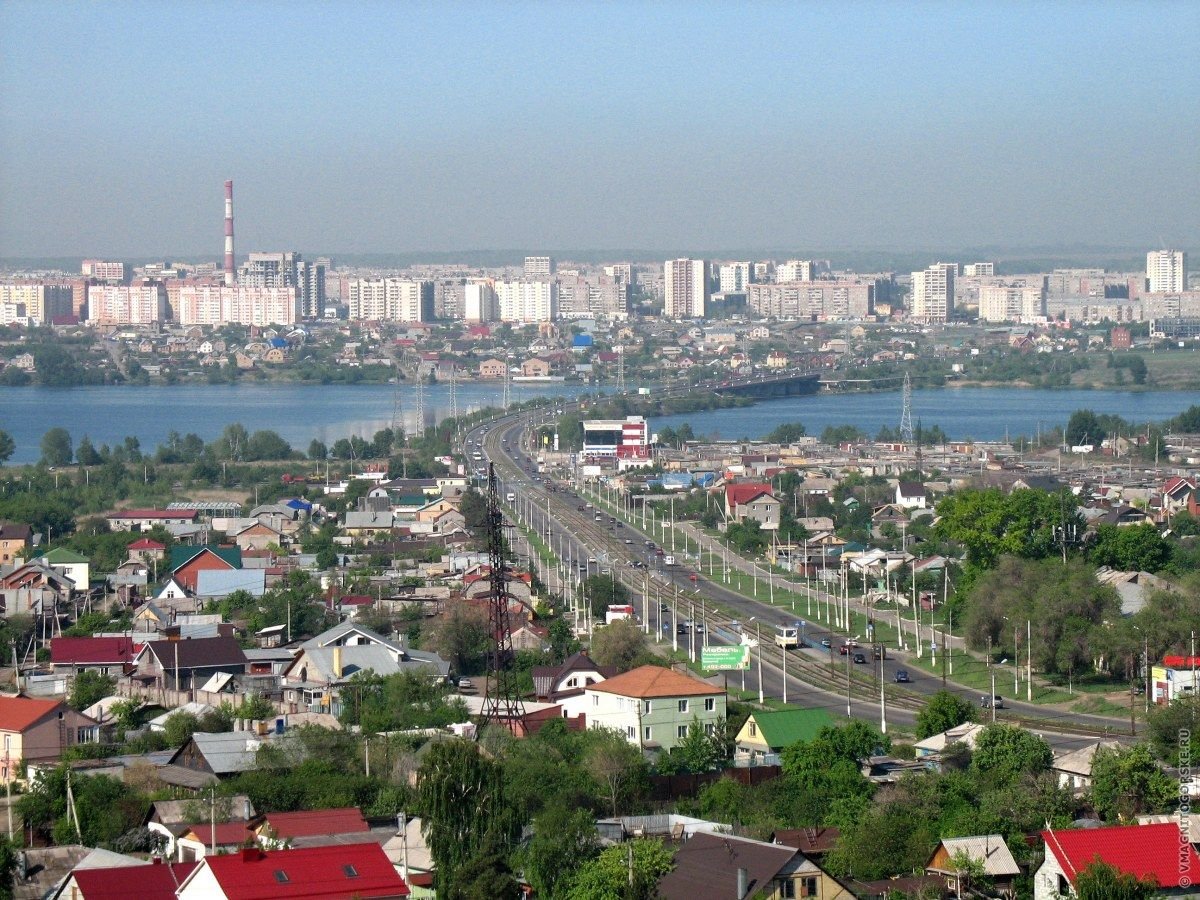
(705, 723), (715, 736)
(678, 699), (689, 713)
(1057, 874), (1071, 895)
(704, 697), (715, 712)
(343, 864), (359, 878)
(748, 722), (757, 737)
(800, 877), (818, 897)
(779, 878), (796, 898)
(678, 725), (688, 738)
(592, 695), (599, 707)
(626, 726), (636, 739)
(273, 871), (290, 884)
(644, 726), (652, 741)
(644, 701), (651, 714)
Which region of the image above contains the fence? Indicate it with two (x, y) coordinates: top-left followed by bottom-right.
(647, 764), (782, 802)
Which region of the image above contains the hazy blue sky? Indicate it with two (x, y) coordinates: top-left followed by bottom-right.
(1, 0), (1197, 258)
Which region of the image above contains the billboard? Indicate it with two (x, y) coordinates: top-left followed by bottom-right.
(701, 645), (751, 671)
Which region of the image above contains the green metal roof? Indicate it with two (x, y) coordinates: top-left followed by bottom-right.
(748, 708), (837, 749)
(169, 544), (242, 571)
(41, 548), (89, 563)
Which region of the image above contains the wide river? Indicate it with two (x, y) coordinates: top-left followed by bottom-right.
(0, 382), (1197, 464)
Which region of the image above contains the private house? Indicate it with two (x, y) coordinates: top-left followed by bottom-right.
(174, 807), (370, 861)
(734, 708), (837, 765)
(50, 861), (198, 900)
(895, 482), (927, 510)
(169, 545), (242, 593)
(0, 561), (74, 615)
(582, 665), (726, 754)
(531, 652), (617, 703)
(1035, 823), (1200, 899)
(658, 830), (852, 900)
(37, 548), (90, 594)
(169, 730), (290, 779)
(175, 844), (409, 900)
(521, 356), (552, 377)
(195, 568), (267, 600)
(1163, 476), (1197, 516)
(132, 636), (248, 690)
(0, 522), (32, 564)
(232, 520), (287, 552)
(478, 358), (507, 379)
(146, 795), (257, 860)
(509, 623), (550, 653)
(772, 828), (840, 863)
(128, 537), (166, 564)
(724, 483), (781, 531)
(1101, 504), (1152, 527)
(913, 722), (988, 759)
(106, 508), (199, 532)
(0, 696), (100, 782)
(1051, 740), (1124, 794)
(343, 510), (395, 537)
(926, 835), (1020, 896)
(49, 636), (141, 676)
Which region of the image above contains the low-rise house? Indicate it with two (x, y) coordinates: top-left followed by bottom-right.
(0, 696), (100, 782)
(195, 568), (267, 600)
(510, 623), (550, 653)
(772, 827), (840, 862)
(51, 860), (198, 900)
(49, 636), (141, 676)
(580, 665), (726, 754)
(106, 508), (199, 532)
(658, 830), (852, 900)
(168, 729), (288, 779)
(169, 545), (242, 593)
(0, 561), (74, 615)
(1051, 740), (1124, 794)
(926, 835), (1020, 896)
(175, 844), (409, 900)
(734, 708), (837, 765)
(36, 548), (90, 596)
(531, 652), (617, 703)
(478, 357), (507, 379)
(133, 636), (248, 690)
(724, 483), (781, 530)
(0, 522), (32, 564)
(232, 520), (287, 552)
(913, 722), (988, 759)
(895, 481), (927, 509)
(1035, 823), (1200, 899)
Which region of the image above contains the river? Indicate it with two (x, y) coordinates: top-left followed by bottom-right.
(1, 382), (1197, 464)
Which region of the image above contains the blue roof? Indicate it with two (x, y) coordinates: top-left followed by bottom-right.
(285, 498), (312, 510)
(269, 337), (288, 348)
(572, 334), (594, 347)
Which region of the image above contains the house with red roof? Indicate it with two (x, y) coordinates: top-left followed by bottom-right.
(53, 860), (198, 900)
(50, 636), (142, 676)
(580, 664), (727, 754)
(724, 482), (781, 530)
(1035, 823), (1200, 899)
(176, 844), (409, 900)
(0, 696), (100, 782)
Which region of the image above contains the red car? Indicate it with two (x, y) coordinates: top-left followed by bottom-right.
(689, 573), (698, 582)
(838, 644), (850, 656)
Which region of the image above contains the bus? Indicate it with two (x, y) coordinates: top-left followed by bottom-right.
(774, 625), (799, 649)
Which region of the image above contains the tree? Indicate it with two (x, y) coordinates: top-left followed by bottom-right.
(584, 728), (647, 816)
(766, 422), (806, 443)
(307, 438), (328, 460)
(567, 838), (674, 900)
(970, 724), (1052, 784)
(1147, 696), (1200, 765)
(1088, 523), (1171, 572)
(581, 574), (631, 619)
(661, 717), (720, 774)
(459, 488), (489, 531)
(68, 671), (115, 712)
(40, 427), (72, 466)
(1074, 859), (1160, 900)
(444, 843), (521, 900)
(1089, 744), (1175, 822)
(589, 619), (650, 671)
(75, 434), (102, 467)
(915, 690), (976, 739)
(416, 739), (519, 899)
(0, 429), (15, 465)
(523, 804), (600, 899)
(1066, 409), (1106, 446)
(427, 600), (492, 674)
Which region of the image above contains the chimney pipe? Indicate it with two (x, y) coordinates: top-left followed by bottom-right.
(224, 180), (235, 287)
(736, 868), (748, 900)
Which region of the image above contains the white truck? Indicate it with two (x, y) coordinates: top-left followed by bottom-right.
(605, 604), (636, 625)
(663, 554), (676, 566)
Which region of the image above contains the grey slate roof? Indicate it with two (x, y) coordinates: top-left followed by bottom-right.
(195, 568), (267, 598)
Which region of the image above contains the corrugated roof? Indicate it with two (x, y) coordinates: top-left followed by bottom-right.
(660, 831), (796, 900)
(260, 807), (369, 839)
(1043, 822), (1200, 887)
(931, 835), (1020, 876)
(194, 844), (408, 899)
(746, 708), (836, 749)
(589, 665), (723, 699)
(195, 568), (267, 598)
(51, 636), (141, 665)
(139, 636), (247, 670)
(0, 696), (64, 733)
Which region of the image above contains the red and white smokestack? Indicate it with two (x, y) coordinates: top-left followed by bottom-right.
(223, 179), (235, 286)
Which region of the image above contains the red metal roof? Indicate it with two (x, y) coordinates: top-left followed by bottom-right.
(259, 807), (369, 839)
(128, 538), (166, 550)
(725, 482), (774, 506)
(1042, 823), (1200, 887)
(0, 696), (64, 733)
(1162, 656), (1200, 669)
(198, 844), (408, 899)
(51, 636), (142, 666)
(71, 861), (197, 899)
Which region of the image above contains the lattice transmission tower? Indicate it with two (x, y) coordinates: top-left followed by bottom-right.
(480, 463), (525, 726)
(899, 371), (914, 444)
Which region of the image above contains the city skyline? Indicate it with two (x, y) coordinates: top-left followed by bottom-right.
(1, 1), (1198, 258)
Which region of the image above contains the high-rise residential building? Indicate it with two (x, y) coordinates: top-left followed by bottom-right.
(910, 263), (956, 323)
(175, 285), (299, 326)
(663, 259), (709, 318)
(346, 278), (433, 322)
(464, 281), (496, 323)
(86, 284), (167, 325)
(1147, 250), (1187, 293)
(963, 262), (995, 277)
(775, 260), (814, 283)
(978, 284), (1046, 322)
(81, 260), (125, 282)
(603, 263), (634, 286)
(718, 262), (751, 293)
(495, 279), (557, 322)
(240, 252), (325, 318)
(747, 280), (876, 320)
(753, 261), (773, 282)
(524, 256), (555, 277)
(0, 282), (74, 323)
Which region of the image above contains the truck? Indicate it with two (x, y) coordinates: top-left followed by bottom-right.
(663, 554), (676, 566)
(605, 604), (636, 625)
(505, 492), (516, 502)
(774, 625), (799, 649)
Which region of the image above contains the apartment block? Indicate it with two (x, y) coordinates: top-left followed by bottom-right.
(747, 280), (875, 320)
(464, 281), (497, 323)
(524, 256), (555, 277)
(1147, 250), (1187, 293)
(81, 260), (125, 281)
(978, 284), (1046, 322)
(663, 258), (708, 318)
(718, 262), (751, 293)
(175, 285), (299, 326)
(963, 262), (995, 277)
(86, 284), (167, 325)
(910, 263), (956, 323)
(346, 278), (434, 322)
(495, 279), (557, 322)
(0, 282), (75, 323)
(240, 252), (325, 318)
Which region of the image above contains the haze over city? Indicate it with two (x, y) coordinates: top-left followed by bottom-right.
(2, 0), (1198, 260)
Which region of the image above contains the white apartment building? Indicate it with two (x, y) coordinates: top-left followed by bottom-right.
(81, 259), (125, 281)
(775, 260), (814, 282)
(603, 263), (633, 284)
(495, 279), (557, 322)
(463, 281), (497, 323)
(240, 252), (325, 319)
(663, 258), (708, 318)
(747, 280), (875, 319)
(963, 262), (995, 277)
(346, 278), (433, 322)
(175, 285), (299, 326)
(0, 283), (74, 323)
(86, 284), (167, 325)
(523, 256), (555, 277)
(1147, 250), (1186, 293)
(978, 284), (1046, 323)
(910, 263), (956, 323)
(718, 262), (751, 293)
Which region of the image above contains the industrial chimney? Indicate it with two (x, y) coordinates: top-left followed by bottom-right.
(224, 179), (236, 286)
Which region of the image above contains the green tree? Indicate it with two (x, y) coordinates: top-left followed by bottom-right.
(566, 838), (674, 900)
(307, 438), (328, 460)
(766, 422), (807, 443)
(459, 488), (489, 531)
(68, 671), (115, 711)
(416, 739), (519, 899)
(0, 430), (16, 465)
(1089, 744), (1176, 822)
(915, 690), (976, 739)
(582, 574), (631, 619)
(589, 619), (650, 671)
(522, 804), (600, 899)
(1066, 409), (1106, 446)
(1074, 859), (1160, 900)
(427, 600), (491, 674)
(584, 728), (647, 816)
(970, 724), (1052, 784)
(40, 427), (73, 466)
(1088, 523), (1172, 572)
(445, 842), (521, 900)
(661, 717), (721, 774)
(75, 435), (102, 467)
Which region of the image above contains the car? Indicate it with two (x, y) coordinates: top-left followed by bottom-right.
(677, 623), (690, 634)
(980, 695), (1004, 709)
(894, 670), (911, 683)
(820, 638), (832, 648)
(729, 620), (741, 631)
(852, 652), (867, 664)
(624, 538), (634, 544)
(873, 646), (886, 660)
(846, 639), (860, 648)
(457, 678), (473, 690)
(616, 521), (624, 528)
(645, 540), (655, 548)
(838, 644), (849, 655)
(577, 505), (587, 512)
(660, 602), (669, 612)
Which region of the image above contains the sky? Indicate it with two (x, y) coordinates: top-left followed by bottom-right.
(1, 0), (1198, 259)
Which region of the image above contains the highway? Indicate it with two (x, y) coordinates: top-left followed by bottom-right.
(461, 403), (1135, 752)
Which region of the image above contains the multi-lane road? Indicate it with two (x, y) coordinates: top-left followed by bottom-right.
(462, 406), (1134, 752)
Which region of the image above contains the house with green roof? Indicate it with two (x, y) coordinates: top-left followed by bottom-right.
(38, 548), (90, 596)
(734, 708), (836, 764)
